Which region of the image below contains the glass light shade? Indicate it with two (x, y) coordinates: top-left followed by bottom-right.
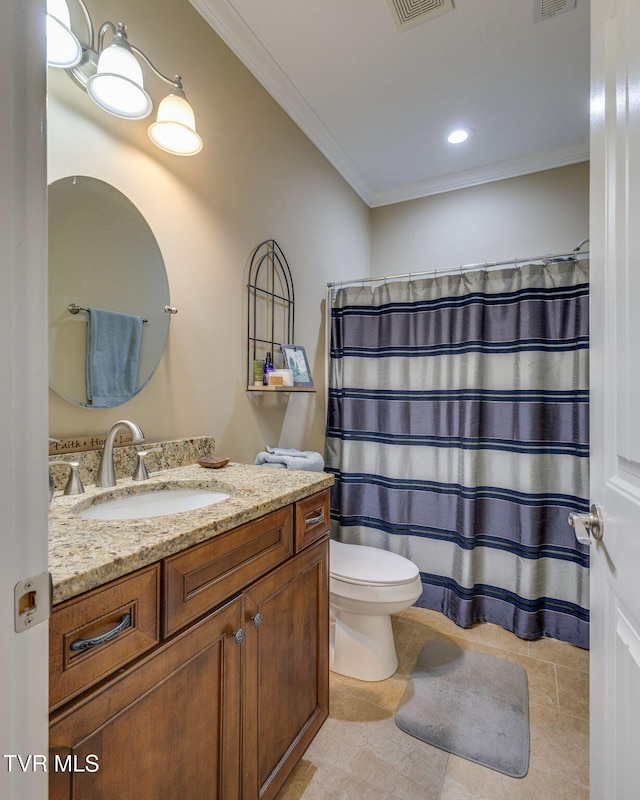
(148, 92), (203, 156)
(86, 39), (152, 120)
(46, 0), (82, 68)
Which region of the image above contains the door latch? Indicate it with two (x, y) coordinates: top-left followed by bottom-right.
(14, 572), (52, 633)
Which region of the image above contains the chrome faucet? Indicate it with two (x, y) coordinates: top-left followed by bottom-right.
(96, 420), (145, 488)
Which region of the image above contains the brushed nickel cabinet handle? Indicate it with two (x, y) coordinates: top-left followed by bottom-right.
(232, 628), (246, 644)
(305, 512), (324, 527)
(70, 613), (131, 652)
(251, 613), (263, 628)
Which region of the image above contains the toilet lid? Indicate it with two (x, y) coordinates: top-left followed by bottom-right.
(330, 540), (420, 586)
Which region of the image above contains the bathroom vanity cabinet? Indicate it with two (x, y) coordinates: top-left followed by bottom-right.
(48, 488), (330, 800)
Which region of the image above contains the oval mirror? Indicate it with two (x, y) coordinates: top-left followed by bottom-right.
(48, 176), (171, 408)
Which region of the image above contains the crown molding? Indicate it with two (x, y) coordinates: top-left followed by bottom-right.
(189, 0), (376, 205)
(370, 143), (590, 207)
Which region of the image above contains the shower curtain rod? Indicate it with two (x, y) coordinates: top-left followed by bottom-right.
(326, 238), (589, 290)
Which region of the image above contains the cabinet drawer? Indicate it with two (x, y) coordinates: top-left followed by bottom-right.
(49, 565), (160, 711)
(164, 505), (293, 636)
(295, 489), (330, 551)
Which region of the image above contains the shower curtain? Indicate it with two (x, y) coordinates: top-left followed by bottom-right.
(325, 260), (590, 648)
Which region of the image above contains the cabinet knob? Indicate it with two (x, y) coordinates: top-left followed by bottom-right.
(232, 628), (245, 644)
(251, 613), (263, 628)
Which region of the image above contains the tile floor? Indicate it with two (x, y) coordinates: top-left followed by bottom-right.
(275, 606), (590, 800)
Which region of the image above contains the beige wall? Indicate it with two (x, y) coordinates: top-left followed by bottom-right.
(47, 0), (371, 464)
(370, 162), (589, 275)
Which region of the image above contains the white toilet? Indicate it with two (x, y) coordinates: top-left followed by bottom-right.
(329, 539), (423, 681)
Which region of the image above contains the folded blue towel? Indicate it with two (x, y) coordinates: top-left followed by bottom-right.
(86, 307), (143, 408)
(254, 447), (325, 472)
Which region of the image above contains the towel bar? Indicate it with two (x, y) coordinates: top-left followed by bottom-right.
(68, 303), (149, 323)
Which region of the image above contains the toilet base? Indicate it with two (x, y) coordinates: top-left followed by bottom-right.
(330, 609), (398, 681)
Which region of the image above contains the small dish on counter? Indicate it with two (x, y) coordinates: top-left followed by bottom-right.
(198, 456), (231, 469)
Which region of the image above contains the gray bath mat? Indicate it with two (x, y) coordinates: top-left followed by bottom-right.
(395, 640), (529, 778)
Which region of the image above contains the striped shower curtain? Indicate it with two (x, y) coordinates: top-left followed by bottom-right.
(325, 260), (590, 648)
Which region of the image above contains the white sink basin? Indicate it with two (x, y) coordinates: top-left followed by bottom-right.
(77, 488), (231, 521)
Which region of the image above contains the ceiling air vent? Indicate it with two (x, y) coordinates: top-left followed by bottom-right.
(386, 0), (454, 32)
(534, 0), (577, 23)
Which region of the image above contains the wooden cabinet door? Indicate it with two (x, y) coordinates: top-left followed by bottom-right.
(49, 596), (244, 800)
(242, 539), (329, 800)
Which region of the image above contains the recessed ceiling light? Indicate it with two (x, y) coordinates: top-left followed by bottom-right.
(447, 128), (473, 144)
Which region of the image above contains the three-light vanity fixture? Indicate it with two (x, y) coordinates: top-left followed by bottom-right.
(46, 0), (203, 156)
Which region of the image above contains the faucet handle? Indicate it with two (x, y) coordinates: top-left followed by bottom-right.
(132, 448), (162, 481)
(49, 460), (85, 497)
(63, 461), (85, 495)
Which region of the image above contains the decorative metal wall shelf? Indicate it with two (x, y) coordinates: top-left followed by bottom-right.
(246, 239), (315, 393)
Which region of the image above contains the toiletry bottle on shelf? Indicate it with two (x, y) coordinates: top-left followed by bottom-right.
(263, 352), (274, 385)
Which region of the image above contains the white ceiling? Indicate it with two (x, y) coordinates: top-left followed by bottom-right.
(190, 0), (590, 207)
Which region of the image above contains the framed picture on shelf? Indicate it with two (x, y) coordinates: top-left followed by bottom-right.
(281, 344), (313, 387)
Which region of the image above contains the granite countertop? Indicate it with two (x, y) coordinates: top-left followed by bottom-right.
(49, 462), (333, 605)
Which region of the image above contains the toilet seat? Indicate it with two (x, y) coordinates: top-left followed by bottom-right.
(330, 540), (419, 586)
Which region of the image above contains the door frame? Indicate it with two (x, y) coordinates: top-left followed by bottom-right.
(0, 1), (49, 798)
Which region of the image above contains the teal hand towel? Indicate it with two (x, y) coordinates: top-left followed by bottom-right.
(86, 307), (143, 408)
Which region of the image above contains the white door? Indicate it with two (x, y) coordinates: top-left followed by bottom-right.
(0, 1), (49, 798)
(590, 0), (640, 796)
